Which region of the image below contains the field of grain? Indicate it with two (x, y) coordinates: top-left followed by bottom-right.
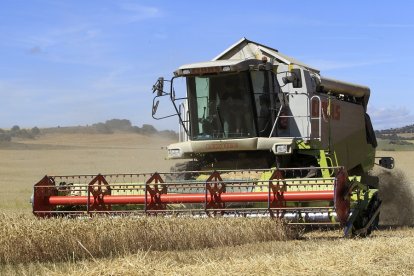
(0, 133), (177, 211)
(1, 133), (414, 275)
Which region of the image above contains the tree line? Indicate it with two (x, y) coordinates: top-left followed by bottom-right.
(0, 119), (177, 142)
(0, 126), (40, 142)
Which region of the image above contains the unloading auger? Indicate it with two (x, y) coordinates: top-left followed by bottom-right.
(32, 38), (394, 237)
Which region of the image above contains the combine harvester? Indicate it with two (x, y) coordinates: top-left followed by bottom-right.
(32, 38), (394, 237)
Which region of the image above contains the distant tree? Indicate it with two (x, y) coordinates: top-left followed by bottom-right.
(0, 133), (11, 142)
(130, 126), (142, 134)
(377, 124), (414, 134)
(11, 125), (20, 133)
(159, 130), (179, 140)
(31, 126), (41, 136)
(16, 129), (34, 139)
(388, 133), (399, 140)
(141, 124), (157, 135)
(94, 123), (113, 134)
(389, 140), (411, 145)
(104, 119), (132, 131)
(9, 125), (21, 138)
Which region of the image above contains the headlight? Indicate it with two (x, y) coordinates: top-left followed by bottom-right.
(272, 143), (292, 155)
(168, 148), (182, 158)
(276, 145), (288, 154)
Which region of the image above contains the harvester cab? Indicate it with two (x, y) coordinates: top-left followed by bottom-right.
(32, 38), (393, 237)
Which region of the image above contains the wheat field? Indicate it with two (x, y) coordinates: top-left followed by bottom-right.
(1, 133), (414, 275)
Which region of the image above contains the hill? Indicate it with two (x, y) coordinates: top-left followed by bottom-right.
(375, 124), (414, 151)
(0, 119), (178, 143)
(376, 124), (414, 134)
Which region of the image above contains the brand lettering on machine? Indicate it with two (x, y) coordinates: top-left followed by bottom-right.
(206, 143), (238, 150)
(311, 100), (341, 120)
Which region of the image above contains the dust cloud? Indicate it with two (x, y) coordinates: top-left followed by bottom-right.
(377, 169), (414, 226)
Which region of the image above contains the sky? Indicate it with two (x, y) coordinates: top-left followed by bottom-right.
(1, 0), (414, 130)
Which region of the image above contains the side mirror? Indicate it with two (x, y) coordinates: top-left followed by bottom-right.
(281, 70), (302, 88)
(152, 77), (164, 96)
(377, 157), (395, 169)
(282, 75), (295, 85)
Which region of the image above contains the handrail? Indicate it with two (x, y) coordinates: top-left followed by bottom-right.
(269, 93), (323, 141)
(178, 103), (189, 142)
(310, 95), (322, 141)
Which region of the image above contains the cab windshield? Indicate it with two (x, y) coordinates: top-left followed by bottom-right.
(186, 72), (256, 140)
